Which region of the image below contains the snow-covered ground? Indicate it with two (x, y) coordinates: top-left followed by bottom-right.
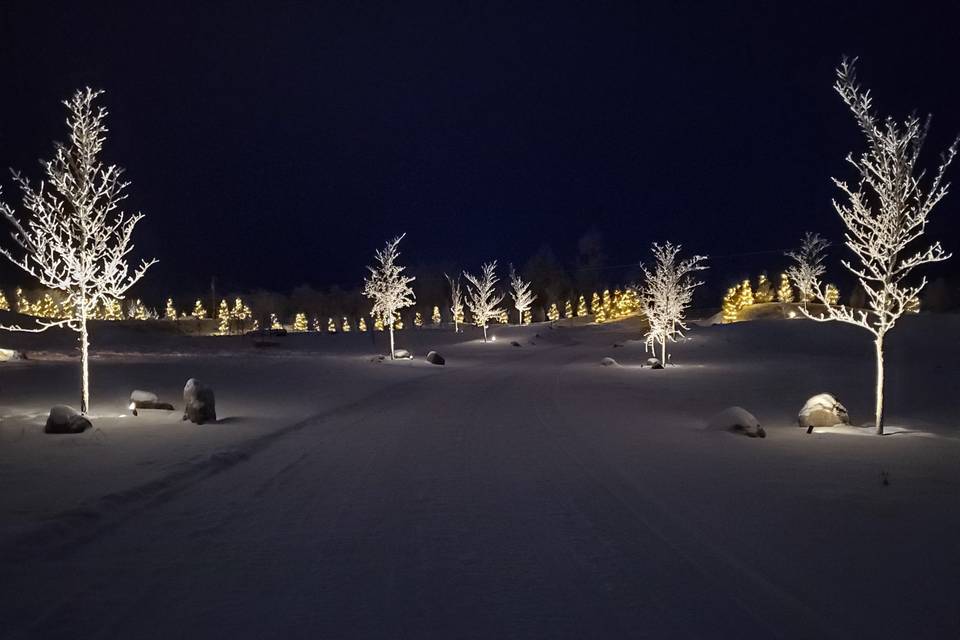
(2, 313), (959, 638)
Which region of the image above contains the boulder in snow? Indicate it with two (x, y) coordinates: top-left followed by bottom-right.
(798, 393), (850, 431)
(600, 357), (619, 367)
(393, 349), (413, 360)
(510, 341), (522, 347)
(44, 405), (92, 434)
(129, 389), (174, 415)
(706, 407), (766, 438)
(426, 351), (445, 365)
(0, 347), (26, 362)
(130, 390), (159, 404)
(183, 378), (217, 424)
(645, 357), (663, 369)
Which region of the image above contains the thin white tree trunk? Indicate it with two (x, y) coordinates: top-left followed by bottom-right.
(660, 336), (667, 367)
(79, 302), (90, 414)
(482, 325), (487, 342)
(874, 335), (885, 435)
(389, 324), (395, 359)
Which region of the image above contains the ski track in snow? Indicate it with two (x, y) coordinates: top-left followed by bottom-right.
(1, 315), (959, 638)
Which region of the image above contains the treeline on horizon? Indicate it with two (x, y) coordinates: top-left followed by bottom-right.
(2, 228), (960, 325)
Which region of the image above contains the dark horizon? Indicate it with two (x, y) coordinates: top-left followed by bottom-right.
(3, 1), (960, 302)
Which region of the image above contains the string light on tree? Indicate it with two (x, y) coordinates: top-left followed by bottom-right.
(737, 280), (754, 307)
(270, 313), (282, 330)
(432, 306), (441, 325)
(165, 298), (177, 321)
(328, 317), (337, 333)
(217, 300), (230, 335)
(777, 273), (794, 303)
(590, 291), (600, 316)
(414, 311), (423, 327)
(311, 317), (321, 332)
(15, 288), (30, 315)
(755, 274), (774, 303)
(0, 290), (8, 311)
(722, 287), (739, 323)
(192, 299), (207, 320)
(374, 313), (384, 331)
(359, 317), (368, 332)
(564, 300), (573, 318)
(522, 309), (531, 325)
(293, 313), (307, 332)
(342, 316), (352, 332)
(577, 295), (587, 317)
(547, 302), (559, 321)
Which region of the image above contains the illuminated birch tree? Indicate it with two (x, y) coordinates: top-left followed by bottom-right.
(0, 88), (156, 413)
(802, 59), (957, 434)
(363, 234), (416, 359)
(464, 261), (504, 342)
(786, 232), (830, 308)
(638, 242), (707, 365)
(508, 264), (535, 325)
(444, 272), (464, 333)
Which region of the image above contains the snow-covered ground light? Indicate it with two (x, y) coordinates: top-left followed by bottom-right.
(1, 313), (958, 638)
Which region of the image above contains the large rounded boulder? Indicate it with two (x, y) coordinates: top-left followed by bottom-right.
(798, 393), (850, 431)
(183, 378), (217, 425)
(44, 405), (91, 434)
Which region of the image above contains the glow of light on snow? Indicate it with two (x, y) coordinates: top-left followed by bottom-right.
(490, 335), (497, 342)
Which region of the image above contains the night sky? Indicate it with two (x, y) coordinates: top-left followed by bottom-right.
(2, 1), (960, 300)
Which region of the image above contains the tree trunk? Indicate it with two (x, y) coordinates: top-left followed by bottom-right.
(389, 324), (395, 359)
(79, 304), (90, 414)
(874, 335), (885, 435)
(660, 336), (667, 367)
(482, 324), (487, 342)
(518, 309), (522, 325)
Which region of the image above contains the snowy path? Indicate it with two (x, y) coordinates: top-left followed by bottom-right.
(3, 320), (960, 638)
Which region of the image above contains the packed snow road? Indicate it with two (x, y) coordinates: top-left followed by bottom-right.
(2, 317), (959, 638)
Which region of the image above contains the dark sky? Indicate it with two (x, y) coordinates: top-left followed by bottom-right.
(2, 1), (959, 299)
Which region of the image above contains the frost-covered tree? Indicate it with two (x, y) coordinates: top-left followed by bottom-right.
(364, 234), (416, 359)
(786, 232), (830, 308)
(638, 242), (707, 365)
(802, 59), (958, 434)
(444, 272), (464, 333)
(0, 89), (156, 413)
(464, 261), (504, 342)
(508, 264), (535, 325)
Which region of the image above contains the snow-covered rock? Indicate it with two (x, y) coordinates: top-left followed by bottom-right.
(426, 351), (445, 365)
(130, 390), (159, 404)
(0, 347), (26, 361)
(645, 357), (663, 369)
(393, 349), (412, 360)
(600, 357), (619, 367)
(183, 378), (216, 424)
(44, 405), (92, 434)
(510, 341), (522, 347)
(706, 407), (766, 438)
(798, 393), (850, 430)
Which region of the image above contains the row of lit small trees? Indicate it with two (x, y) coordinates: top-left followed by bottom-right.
(721, 270), (841, 323)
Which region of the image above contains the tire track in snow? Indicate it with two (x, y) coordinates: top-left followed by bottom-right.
(527, 358), (842, 639)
